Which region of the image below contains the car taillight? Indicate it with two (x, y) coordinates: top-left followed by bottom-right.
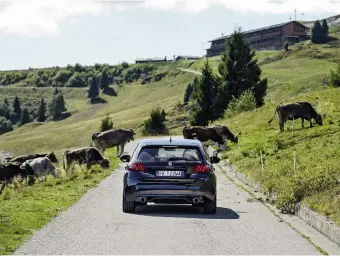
(194, 164), (211, 173)
(128, 162), (146, 171)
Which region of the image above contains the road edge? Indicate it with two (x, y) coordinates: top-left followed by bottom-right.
(214, 156), (340, 255)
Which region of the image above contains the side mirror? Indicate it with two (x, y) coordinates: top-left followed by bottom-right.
(120, 154), (131, 162)
(210, 156), (220, 164)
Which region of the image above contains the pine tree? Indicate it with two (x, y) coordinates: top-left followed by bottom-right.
(100, 113), (114, 132)
(53, 87), (59, 95)
(13, 96), (22, 117)
(4, 106), (10, 120)
(88, 77), (99, 99)
(312, 20), (323, 44)
(49, 93), (67, 120)
(161, 109), (166, 121)
(4, 98), (9, 107)
(322, 19), (329, 41)
(19, 108), (30, 126)
(100, 70), (109, 90)
(217, 28), (267, 111)
(37, 98), (46, 122)
(183, 83), (193, 104)
(190, 60), (218, 126)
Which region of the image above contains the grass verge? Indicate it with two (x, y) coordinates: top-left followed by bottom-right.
(0, 149), (119, 255)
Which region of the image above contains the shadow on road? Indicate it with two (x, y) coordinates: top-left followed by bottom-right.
(135, 205), (242, 220)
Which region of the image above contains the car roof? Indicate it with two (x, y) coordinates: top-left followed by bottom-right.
(139, 138), (203, 147)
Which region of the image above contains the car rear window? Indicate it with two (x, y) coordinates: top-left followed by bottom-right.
(137, 146), (203, 162)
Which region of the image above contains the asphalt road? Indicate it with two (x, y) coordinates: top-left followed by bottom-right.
(14, 138), (320, 255)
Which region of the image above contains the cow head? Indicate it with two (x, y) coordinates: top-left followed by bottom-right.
(100, 158), (110, 169)
(128, 129), (136, 142)
(92, 133), (100, 141)
(315, 114), (323, 126)
(47, 151), (58, 163)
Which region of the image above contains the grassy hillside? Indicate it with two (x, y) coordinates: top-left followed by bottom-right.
(1, 37), (340, 225)
(212, 41), (340, 225)
(0, 70), (196, 161)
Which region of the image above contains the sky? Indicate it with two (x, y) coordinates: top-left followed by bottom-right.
(0, 0), (339, 70)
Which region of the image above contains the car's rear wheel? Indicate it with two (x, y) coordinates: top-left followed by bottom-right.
(203, 195), (217, 214)
(122, 194), (136, 213)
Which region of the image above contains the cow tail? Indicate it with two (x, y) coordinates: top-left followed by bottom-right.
(268, 105), (279, 124)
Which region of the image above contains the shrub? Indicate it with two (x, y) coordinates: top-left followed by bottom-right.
(330, 63), (340, 87)
(225, 89), (257, 118)
(142, 108), (169, 136)
(0, 117), (13, 135)
(100, 114), (114, 132)
(122, 62), (129, 69)
(283, 41), (289, 52)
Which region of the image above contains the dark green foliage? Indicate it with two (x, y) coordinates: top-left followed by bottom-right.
(37, 98), (46, 122)
(142, 108), (169, 136)
(52, 70), (72, 87)
(4, 98), (9, 107)
(88, 77), (99, 99)
(322, 19), (329, 38)
(0, 117), (13, 135)
(312, 20), (329, 44)
(190, 60), (219, 126)
(100, 113), (114, 132)
(217, 28), (267, 110)
(100, 70), (109, 90)
(66, 73), (86, 87)
(49, 93), (67, 120)
(184, 83), (193, 104)
(74, 63), (85, 73)
(4, 106), (10, 120)
(284, 41), (289, 52)
(161, 109), (166, 121)
(122, 62), (129, 69)
(12, 96), (22, 117)
(19, 108), (30, 126)
(53, 87), (59, 95)
(330, 63), (340, 87)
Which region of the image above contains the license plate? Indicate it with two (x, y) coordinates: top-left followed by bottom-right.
(156, 170), (183, 177)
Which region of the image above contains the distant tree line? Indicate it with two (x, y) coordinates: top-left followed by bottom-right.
(185, 28), (268, 126)
(0, 62), (166, 89)
(0, 88), (67, 135)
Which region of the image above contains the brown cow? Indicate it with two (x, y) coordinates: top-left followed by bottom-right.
(4, 152), (58, 164)
(211, 125), (239, 144)
(63, 147), (109, 170)
(182, 126), (226, 150)
(92, 128), (135, 156)
(268, 102), (323, 132)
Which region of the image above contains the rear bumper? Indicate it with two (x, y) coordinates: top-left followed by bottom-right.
(124, 173), (216, 203)
(125, 189), (215, 202)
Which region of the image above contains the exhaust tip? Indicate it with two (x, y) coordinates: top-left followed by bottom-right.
(137, 197), (147, 203)
(193, 197), (200, 204)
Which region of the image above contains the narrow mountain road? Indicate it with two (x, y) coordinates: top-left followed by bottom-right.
(178, 68), (202, 75)
(14, 138), (322, 255)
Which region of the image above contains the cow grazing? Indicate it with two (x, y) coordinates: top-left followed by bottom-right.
(212, 125), (239, 144)
(20, 157), (57, 181)
(0, 162), (34, 183)
(63, 147), (109, 170)
(182, 126), (226, 150)
(268, 102), (323, 132)
(4, 151), (58, 164)
(0, 162), (35, 193)
(92, 128), (136, 156)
